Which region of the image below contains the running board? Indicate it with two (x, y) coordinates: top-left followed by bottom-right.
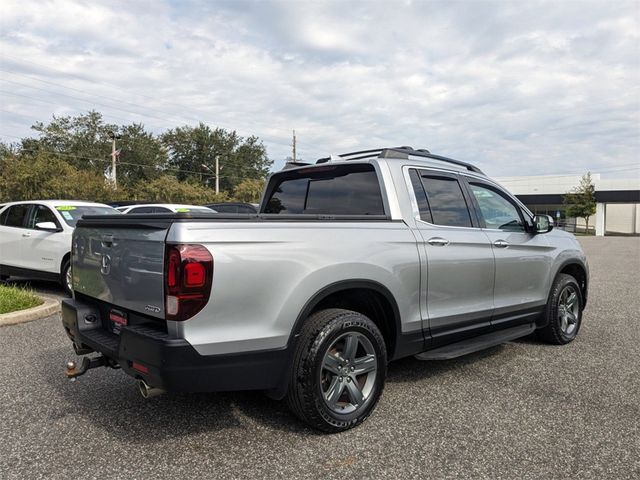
(415, 323), (536, 361)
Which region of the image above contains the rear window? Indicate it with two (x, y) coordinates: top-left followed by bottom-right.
(264, 164), (385, 215)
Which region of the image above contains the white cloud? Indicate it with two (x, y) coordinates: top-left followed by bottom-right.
(0, 0), (638, 178)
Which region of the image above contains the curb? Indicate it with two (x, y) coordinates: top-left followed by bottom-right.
(0, 295), (61, 327)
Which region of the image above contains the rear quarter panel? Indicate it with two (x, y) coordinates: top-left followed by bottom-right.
(167, 221), (421, 355)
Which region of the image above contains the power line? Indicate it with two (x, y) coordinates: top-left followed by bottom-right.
(0, 54), (208, 120)
(0, 78), (187, 126)
(2, 129), (638, 181)
(0, 90), (170, 131)
(0, 118), (272, 172)
(1, 142), (258, 181)
(0, 67), (203, 125)
(0, 55), (293, 150)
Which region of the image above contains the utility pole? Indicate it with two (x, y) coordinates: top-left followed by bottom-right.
(108, 131), (121, 189)
(202, 158), (221, 195)
(292, 129), (297, 162)
(215, 155), (220, 195)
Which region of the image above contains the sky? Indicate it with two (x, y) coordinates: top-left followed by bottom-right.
(0, 0), (638, 177)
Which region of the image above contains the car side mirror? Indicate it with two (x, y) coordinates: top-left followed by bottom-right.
(35, 221), (60, 232)
(533, 214), (554, 234)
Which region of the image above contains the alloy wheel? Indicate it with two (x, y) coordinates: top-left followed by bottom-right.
(320, 332), (378, 415)
(558, 285), (579, 335)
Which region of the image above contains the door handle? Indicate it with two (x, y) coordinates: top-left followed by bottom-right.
(494, 240), (509, 248)
(22, 232), (31, 238)
(428, 237), (450, 246)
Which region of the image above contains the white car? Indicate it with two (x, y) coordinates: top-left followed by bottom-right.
(118, 204), (214, 214)
(0, 200), (119, 295)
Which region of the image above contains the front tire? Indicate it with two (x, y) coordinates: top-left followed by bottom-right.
(286, 308), (387, 433)
(61, 260), (72, 297)
(537, 273), (583, 345)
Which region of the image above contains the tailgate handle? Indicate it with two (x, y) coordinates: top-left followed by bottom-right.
(101, 235), (117, 248)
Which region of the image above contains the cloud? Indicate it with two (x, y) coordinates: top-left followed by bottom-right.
(0, 0), (638, 178)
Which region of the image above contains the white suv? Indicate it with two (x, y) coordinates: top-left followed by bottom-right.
(0, 200), (119, 295)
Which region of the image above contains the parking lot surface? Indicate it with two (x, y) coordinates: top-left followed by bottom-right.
(1, 237), (638, 479)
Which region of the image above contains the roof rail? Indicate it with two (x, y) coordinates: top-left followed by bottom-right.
(316, 146), (484, 174)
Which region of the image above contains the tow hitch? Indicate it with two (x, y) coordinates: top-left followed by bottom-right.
(65, 356), (119, 381)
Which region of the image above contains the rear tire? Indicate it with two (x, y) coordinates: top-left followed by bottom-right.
(537, 273), (583, 345)
(286, 308), (387, 433)
(61, 260), (72, 297)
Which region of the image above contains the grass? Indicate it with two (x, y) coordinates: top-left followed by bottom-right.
(0, 284), (43, 315)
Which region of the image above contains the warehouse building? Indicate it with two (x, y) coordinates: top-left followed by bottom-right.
(495, 173), (640, 236)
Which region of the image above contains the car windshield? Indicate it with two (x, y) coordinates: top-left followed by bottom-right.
(55, 205), (119, 227)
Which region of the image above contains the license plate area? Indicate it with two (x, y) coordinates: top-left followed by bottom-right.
(109, 308), (128, 335)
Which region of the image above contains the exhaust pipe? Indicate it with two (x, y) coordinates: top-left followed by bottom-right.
(137, 380), (165, 399)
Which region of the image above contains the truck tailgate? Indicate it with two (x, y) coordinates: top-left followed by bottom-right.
(72, 220), (169, 319)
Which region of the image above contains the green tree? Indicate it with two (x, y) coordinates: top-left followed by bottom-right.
(161, 123), (271, 192)
(233, 178), (265, 203)
(0, 151), (118, 203)
(563, 172), (597, 233)
(134, 175), (229, 204)
(22, 111), (116, 171)
(117, 123), (167, 186)
(20, 111), (167, 186)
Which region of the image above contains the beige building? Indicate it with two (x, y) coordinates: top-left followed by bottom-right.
(495, 173), (640, 236)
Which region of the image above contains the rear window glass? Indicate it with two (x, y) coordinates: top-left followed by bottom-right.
(264, 164), (385, 215)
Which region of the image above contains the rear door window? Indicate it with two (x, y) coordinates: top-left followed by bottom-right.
(409, 169), (433, 223)
(2, 204), (31, 228)
(264, 164), (385, 215)
(419, 174), (473, 227)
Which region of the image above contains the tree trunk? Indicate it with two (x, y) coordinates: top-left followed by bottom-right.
(585, 217), (589, 234)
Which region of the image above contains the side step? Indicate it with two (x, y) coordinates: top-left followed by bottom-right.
(415, 323), (535, 361)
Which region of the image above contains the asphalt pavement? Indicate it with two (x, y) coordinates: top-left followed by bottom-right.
(0, 237), (638, 479)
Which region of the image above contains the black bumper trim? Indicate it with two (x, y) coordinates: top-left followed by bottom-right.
(61, 298), (289, 393)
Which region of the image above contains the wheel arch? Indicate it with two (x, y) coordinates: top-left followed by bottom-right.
(268, 280), (403, 400)
(289, 279), (402, 358)
(60, 251), (71, 275)
(556, 260), (588, 308)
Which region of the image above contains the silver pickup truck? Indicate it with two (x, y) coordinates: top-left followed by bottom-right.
(61, 146), (588, 432)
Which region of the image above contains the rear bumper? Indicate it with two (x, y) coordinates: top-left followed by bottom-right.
(61, 298), (289, 393)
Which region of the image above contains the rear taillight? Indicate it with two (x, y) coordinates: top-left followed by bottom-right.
(164, 244), (213, 321)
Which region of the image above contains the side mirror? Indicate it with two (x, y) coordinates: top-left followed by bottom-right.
(533, 214), (554, 234)
(35, 221), (60, 232)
